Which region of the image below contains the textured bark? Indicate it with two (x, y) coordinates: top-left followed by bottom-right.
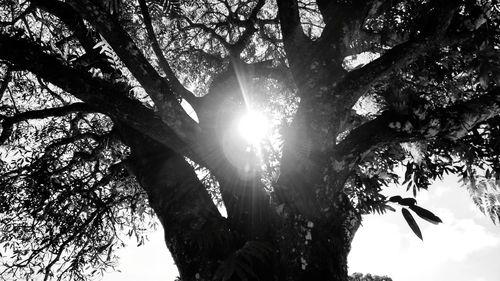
(67, 0), (201, 144)
(115, 123), (359, 281)
(126, 149), (357, 280)
(117, 125), (232, 280)
(273, 192), (361, 281)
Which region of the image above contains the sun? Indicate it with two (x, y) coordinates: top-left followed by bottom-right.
(237, 110), (270, 145)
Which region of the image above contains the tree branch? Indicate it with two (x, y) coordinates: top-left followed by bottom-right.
(230, 0), (265, 55)
(335, 88), (500, 162)
(335, 0), (461, 111)
(30, 0), (117, 75)
(37, 77), (68, 105)
(0, 103), (91, 143)
(0, 33), (199, 162)
(4, 102), (90, 122)
(66, 0), (201, 144)
(314, 0), (374, 74)
(181, 17), (232, 50)
(117, 124), (232, 280)
(276, 0), (312, 76)
(248, 60), (292, 82)
(0, 3), (34, 27)
(137, 0), (199, 107)
(30, 0), (96, 53)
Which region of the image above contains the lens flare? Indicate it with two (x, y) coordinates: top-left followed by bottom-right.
(237, 111), (269, 145)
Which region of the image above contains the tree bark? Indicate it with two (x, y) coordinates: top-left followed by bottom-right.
(117, 121), (360, 281)
(117, 125), (233, 280)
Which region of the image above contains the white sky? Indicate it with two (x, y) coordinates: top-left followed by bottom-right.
(102, 175), (500, 281)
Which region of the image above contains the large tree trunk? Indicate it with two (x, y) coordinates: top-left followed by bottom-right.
(117, 125), (232, 280)
(274, 195), (360, 281)
(117, 122), (360, 281)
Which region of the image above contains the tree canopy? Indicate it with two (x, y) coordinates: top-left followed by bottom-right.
(0, 0), (500, 281)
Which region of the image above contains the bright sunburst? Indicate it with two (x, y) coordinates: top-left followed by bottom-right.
(237, 110), (269, 145)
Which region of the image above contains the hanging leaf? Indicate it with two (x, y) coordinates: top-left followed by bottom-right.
(384, 205), (396, 212)
(399, 197), (417, 206)
(409, 205), (442, 224)
(92, 38), (120, 69)
(403, 163), (413, 184)
(402, 208), (422, 240)
(388, 195), (402, 203)
(93, 40), (107, 50)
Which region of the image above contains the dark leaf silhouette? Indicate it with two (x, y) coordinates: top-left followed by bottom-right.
(402, 208), (422, 240)
(409, 205), (443, 224)
(399, 197), (417, 206)
(388, 196), (402, 203)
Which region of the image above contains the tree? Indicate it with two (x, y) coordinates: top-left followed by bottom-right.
(349, 273), (392, 281)
(0, 0), (499, 280)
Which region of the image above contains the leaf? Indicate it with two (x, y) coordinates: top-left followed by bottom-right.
(93, 40), (107, 50)
(409, 205), (442, 224)
(388, 195), (402, 203)
(399, 197), (417, 206)
(384, 205), (396, 212)
(162, 0), (182, 17)
(403, 163), (413, 184)
(402, 208), (423, 240)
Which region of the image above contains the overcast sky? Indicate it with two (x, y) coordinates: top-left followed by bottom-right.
(102, 175), (500, 281)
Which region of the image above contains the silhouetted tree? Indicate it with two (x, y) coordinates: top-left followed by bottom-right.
(1, 0), (499, 280)
(349, 273), (392, 281)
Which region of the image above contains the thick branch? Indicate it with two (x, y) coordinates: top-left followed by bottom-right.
(315, 0), (373, 74)
(276, 0), (312, 77)
(335, 0), (461, 110)
(0, 103), (91, 144)
(118, 125), (232, 280)
(3, 102), (90, 122)
(30, 0), (116, 75)
(0, 33), (196, 160)
(230, 0), (265, 55)
(335, 88), (500, 161)
(66, 0), (200, 144)
(248, 60), (292, 82)
(1, 34), (275, 239)
(30, 0), (96, 53)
